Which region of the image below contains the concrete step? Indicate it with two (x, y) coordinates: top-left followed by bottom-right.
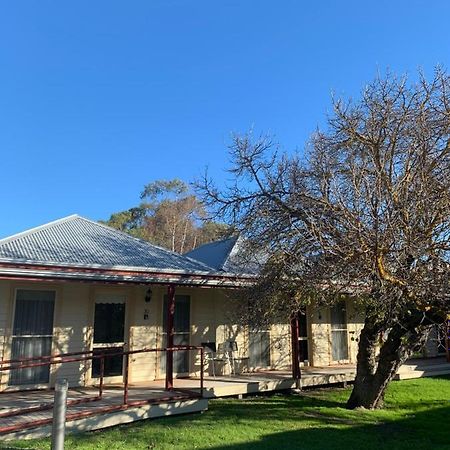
(395, 361), (450, 380)
(398, 361), (450, 372)
(395, 368), (450, 380)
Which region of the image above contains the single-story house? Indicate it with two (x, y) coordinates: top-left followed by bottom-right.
(0, 215), (445, 392)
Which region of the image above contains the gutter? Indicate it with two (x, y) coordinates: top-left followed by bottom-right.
(0, 261), (255, 288)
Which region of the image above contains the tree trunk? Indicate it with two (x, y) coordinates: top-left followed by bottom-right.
(347, 312), (431, 409)
(346, 315), (383, 409)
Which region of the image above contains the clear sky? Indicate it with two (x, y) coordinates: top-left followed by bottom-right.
(1, 0), (449, 238)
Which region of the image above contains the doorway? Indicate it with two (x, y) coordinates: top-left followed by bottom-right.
(161, 295), (191, 375)
(9, 289), (55, 386)
(249, 330), (271, 368)
(330, 301), (349, 362)
(298, 310), (310, 365)
(92, 295), (126, 379)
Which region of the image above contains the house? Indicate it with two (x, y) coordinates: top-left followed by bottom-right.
(0, 214), (371, 393)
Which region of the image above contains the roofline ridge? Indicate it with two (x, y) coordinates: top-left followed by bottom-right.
(221, 235), (241, 271)
(0, 214), (81, 246)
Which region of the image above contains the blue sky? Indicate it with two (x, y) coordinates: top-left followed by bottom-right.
(0, 0), (449, 238)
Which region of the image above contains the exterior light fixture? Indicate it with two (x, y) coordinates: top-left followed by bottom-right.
(145, 288), (152, 303)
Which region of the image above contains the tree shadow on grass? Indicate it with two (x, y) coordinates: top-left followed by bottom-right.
(59, 392), (346, 449)
(198, 404), (450, 450)
(203, 392), (345, 420)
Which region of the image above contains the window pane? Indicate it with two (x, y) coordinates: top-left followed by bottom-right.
(9, 337), (52, 385)
(331, 330), (349, 360)
(13, 290), (55, 336)
(93, 303), (125, 344)
(92, 347), (124, 377)
(163, 295), (190, 333)
(299, 339), (309, 362)
(330, 302), (347, 330)
(298, 311), (308, 338)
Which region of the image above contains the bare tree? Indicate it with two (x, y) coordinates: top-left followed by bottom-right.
(199, 69), (450, 409)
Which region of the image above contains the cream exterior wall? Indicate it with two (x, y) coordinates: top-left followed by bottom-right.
(346, 300), (365, 363)
(309, 300), (364, 367)
(0, 280), (369, 390)
(269, 323), (292, 370)
(0, 281), (11, 370)
(309, 305), (331, 366)
(51, 283), (91, 387)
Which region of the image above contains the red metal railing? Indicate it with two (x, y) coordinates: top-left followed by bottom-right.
(0, 345), (204, 434)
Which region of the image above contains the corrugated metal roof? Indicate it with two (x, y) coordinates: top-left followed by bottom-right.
(0, 215), (215, 273)
(185, 236), (238, 271)
(185, 236), (262, 274)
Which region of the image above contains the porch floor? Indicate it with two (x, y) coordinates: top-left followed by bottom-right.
(161, 364), (358, 398)
(0, 365), (358, 440)
(0, 384), (206, 440)
(1, 358), (448, 440)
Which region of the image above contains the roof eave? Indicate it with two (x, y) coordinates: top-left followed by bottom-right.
(0, 257), (219, 277)
(0, 260), (256, 288)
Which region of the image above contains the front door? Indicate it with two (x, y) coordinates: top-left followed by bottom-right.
(249, 330), (271, 368)
(162, 295), (191, 375)
(330, 301), (349, 362)
(298, 310), (310, 364)
(92, 295), (126, 379)
(9, 289), (55, 386)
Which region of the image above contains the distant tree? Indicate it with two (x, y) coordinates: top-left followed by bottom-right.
(199, 70), (450, 409)
(103, 179), (230, 253)
(101, 207), (147, 237)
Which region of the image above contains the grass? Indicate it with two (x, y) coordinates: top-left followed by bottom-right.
(6, 376), (450, 450)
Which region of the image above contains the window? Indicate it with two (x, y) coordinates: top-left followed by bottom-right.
(330, 301), (349, 361)
(93, 303), (125, 344)
(9, 289), (55, 385)
(92, 348), (124, 378)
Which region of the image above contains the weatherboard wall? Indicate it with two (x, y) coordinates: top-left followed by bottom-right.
(0, 280), (369, 391)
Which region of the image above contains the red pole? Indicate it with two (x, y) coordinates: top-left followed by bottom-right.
(165, 285), (176, 390)
(290, 313), (301, 384)
(99, 355), (105, 399)
(446, 315), (450, 363)
(123, 353), (130, 405)
(200, 347), (204, 397)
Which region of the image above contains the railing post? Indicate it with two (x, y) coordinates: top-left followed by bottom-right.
(200, 347), (204, 397)
(123, 353), (130, 405)
(290, 313), (302, 389)
(165, 285), (176, 390)
(99, 355), (105, 399)
(51, 378), (68, 450)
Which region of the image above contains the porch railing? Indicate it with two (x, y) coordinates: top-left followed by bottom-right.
(0, 345), (204, 434)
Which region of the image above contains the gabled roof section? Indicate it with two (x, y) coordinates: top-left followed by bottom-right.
(0, 215), (214, 273)
(185, 236), (262, 275)
(185, 236), (238, 271)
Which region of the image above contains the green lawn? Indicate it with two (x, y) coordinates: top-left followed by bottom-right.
(7, 376), (450, 450)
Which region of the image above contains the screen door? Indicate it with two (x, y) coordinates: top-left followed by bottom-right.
(161, 295), (190, 375)
(92, 295), (126, 378)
